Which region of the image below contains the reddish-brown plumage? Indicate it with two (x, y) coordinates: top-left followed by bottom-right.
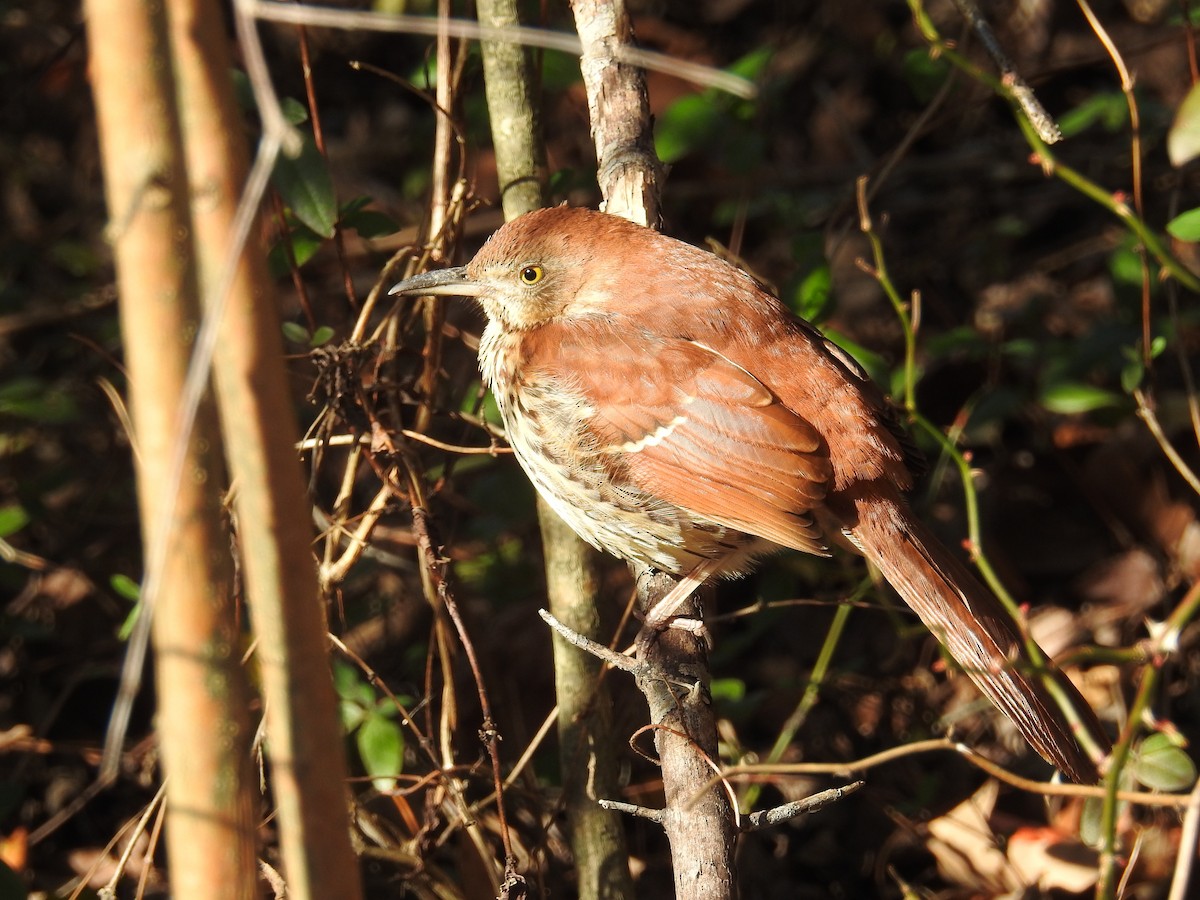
(391, 206), (1110, 783)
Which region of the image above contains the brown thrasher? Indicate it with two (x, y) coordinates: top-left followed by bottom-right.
(390, 206), (1109, 783)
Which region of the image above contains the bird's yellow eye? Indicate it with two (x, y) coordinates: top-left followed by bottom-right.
(518, 265), (544, 285)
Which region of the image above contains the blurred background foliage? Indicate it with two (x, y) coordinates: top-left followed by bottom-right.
(2, 0), (1200, 896)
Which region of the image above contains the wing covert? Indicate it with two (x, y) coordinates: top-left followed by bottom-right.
(565, 336), (834, 555)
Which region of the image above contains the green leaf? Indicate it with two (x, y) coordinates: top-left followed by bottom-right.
(1000, 337), (1038, 359)
(656, 93), (721, 164)
(0, 505), (29, 538)
(465, 383), (504, 428)
(1108, 243), (1147, 286)
(309, 326), (335, 347)
(0, 377), (78, 424)
(230, 68), (307, 125)
(710, 678), (746, 703)
(340, 195), (372, 216)
(271, 137), (337, 238)
(888, 363), (923, 402)
(1133, 733), (1197, 791)
(116, 601), (142, 641)
(230, 69), (254, 112)
(268, 225), (323, 277)
(1118, 341), (1164, 393)
(357, 713), (404, 792)
(789, 263), (833, 322)
(280, 96), (309, 126)
(1058, 90), (1128, 138)
(1039, 382), (1123, 414)
(728, 47), (772, 81)
(333, 662), (375, 708)
(340, 699), (366, 732)
(281, 322), (310, 345)
(1167, 207), (1200, 242)
(902, 48), (952, 104)
(113, 573), (142, 640)
(342, 209), (399, 240)
(1168, 81), (1200, 167)
(408, 57), (439, 91)
(110, 573), (141, 602)
(1078, 796), (1106, 849)
(331, 667), (357, 700)
(1120, 352), (1145, 393)
(541, 49), (582, 92)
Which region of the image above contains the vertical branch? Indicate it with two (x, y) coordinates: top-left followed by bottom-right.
(173, 2), (365, 897)
(86, 0), (258, 896)
(477, 0), (546, 220)
(476, 1), (634, 895)
(570, 1), (735, 898)
(571, 0), (662, 226)
(415, 2), (465, 437)
(538, 505), (636, 900)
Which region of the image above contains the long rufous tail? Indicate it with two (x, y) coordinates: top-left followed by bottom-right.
(840, 484), (1109, 783)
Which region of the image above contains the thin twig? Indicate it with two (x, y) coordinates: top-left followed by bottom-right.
(538, 609), (640, 674)
(721, 738), (1194, 807)
(1167, 776), (1200, 900)
(950, 0), (1062, 143)
(296, 430), (510, 455)
(406, 473), (516, 869)
(1134, 388), (1200, 497)
(741, 783), (864, 831)
(295, 23), (357, 310)
(1076, 0), (1153, 365)
(248, 2), (755, 98)
(101, 782), (167, 895)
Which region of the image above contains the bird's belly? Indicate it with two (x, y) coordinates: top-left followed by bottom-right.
(501, 395), (773, 576)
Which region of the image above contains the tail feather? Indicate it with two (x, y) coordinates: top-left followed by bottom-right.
(843, 486), (1108, 783)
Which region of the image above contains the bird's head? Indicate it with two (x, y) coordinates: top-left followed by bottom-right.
(389, 207), (624, 331)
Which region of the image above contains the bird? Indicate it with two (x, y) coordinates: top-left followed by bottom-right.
(390, 205), (1110, 783)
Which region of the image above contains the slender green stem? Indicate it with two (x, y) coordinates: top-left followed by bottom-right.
(1096, 660), (1155, 898)
(858, 177), (918, 411)
(740, 582), (865, 812)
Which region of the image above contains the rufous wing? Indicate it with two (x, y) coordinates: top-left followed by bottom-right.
(566, 336), (834, 556)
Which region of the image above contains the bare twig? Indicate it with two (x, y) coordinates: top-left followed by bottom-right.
(406, 466), (516, 889)
(950, 0), (1062, 143)
(1168, 776), (1200, 900)
(539, 609), (640, 674)
(741, 783), (864, 831)
(1135, 389), (1200, 497)
(248, 2), (756, 98)
(1076, 0), (1154, 365)
(722, 738), (1194, 807)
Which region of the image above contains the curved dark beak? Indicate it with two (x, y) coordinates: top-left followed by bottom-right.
(389, 266), (484, 298)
